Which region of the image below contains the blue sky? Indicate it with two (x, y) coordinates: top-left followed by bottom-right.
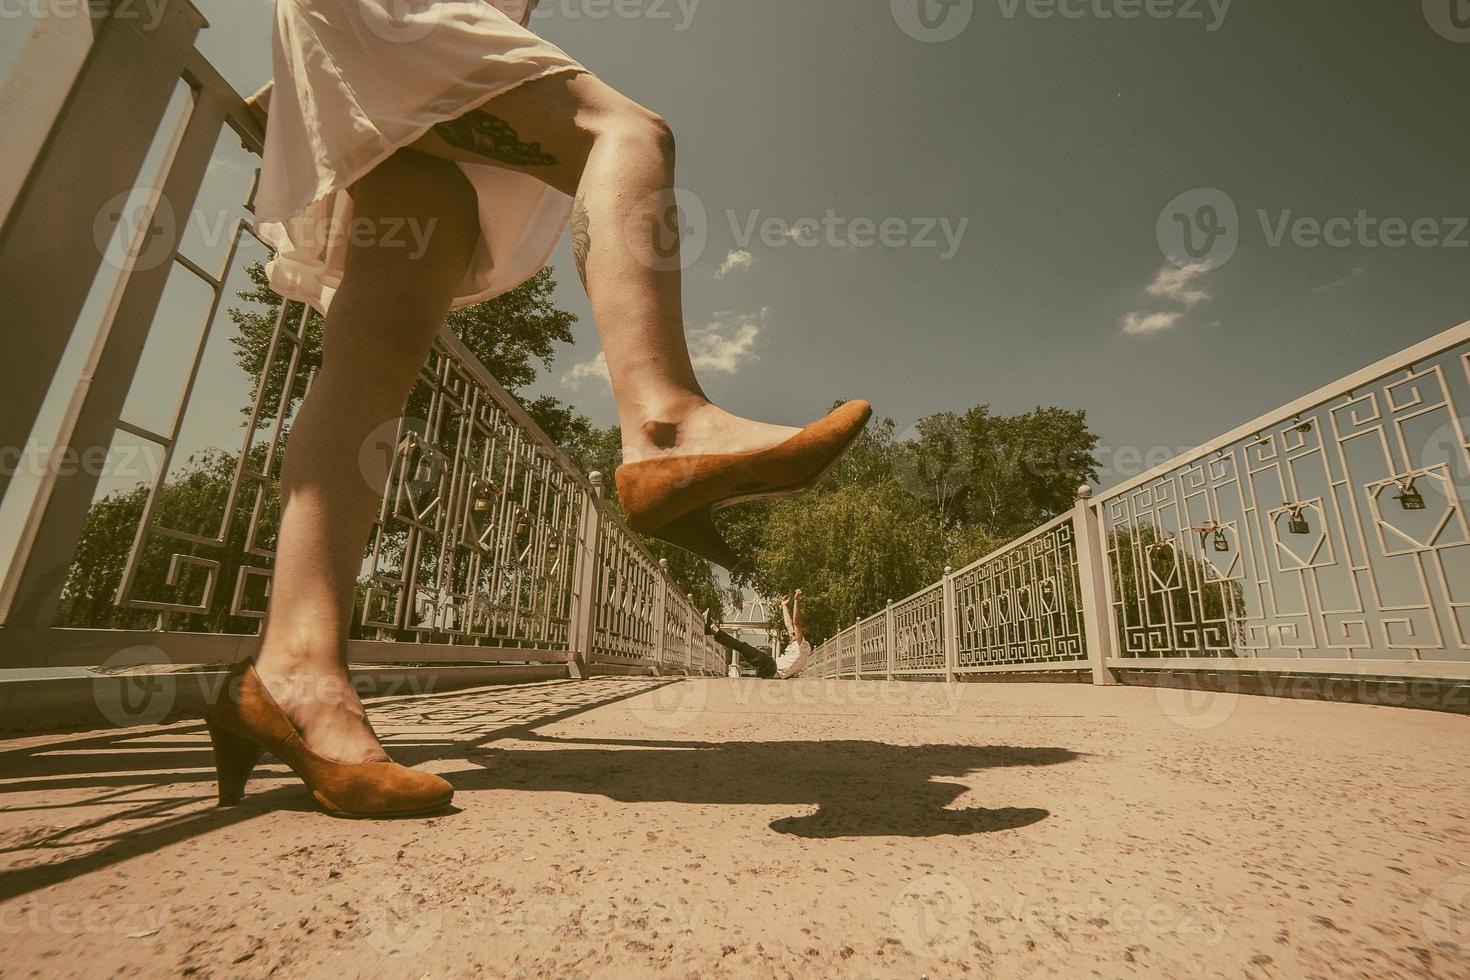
(4, 0), (1468, 497)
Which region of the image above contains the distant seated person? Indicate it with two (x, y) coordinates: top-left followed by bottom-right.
(776, 591), (813, 679)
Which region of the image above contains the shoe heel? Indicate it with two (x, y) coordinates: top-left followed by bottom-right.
(206, 719), (264, 806)
(651, 506), (740, 569)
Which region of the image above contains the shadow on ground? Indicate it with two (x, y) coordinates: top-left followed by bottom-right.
(0, 679), (1078, 902)
(460, 735), (1075, 838)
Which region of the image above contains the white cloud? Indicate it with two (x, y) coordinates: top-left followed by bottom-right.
(1145, 263), (1211, 308)
(561, 351), (610, 389)
(688, 308), (767, 374)
(559, 309), (766, 388)
(1312, 266), (1365, 294)
(1120, 311), (1184, 335)
(715, 249), (753, 280)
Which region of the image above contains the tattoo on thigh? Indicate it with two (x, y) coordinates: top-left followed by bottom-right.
(571, 197), (592, 289)
(433, 112), (559, 167)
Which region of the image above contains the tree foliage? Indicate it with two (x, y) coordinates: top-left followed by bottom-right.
(735, 401), (1101, 643)
(59, 262), (728, 630)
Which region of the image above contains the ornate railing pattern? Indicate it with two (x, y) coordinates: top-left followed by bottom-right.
(1097, 337), (1470, 669)
(590, 517), (660, 667)
(803, 324), (1470, 686)
(0, 23), (721, 676)
(857, 612), (886, 676)
(953, 514), (1088, 671)
(892, 583), (946, 674)
(662, 580), (692, 673)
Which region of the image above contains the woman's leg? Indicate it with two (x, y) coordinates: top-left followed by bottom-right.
(252, 150), (480, 763)
(410, 71), (800, 462)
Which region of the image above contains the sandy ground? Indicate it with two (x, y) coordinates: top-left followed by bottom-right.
(1, 676), (1468, 979)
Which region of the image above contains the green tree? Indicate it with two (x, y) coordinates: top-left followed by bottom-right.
(750, 480), (946, 642)
(229, 263), (577, 421)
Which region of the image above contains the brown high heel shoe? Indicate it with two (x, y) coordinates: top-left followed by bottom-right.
(616, 400), (872, 567)
(204, 660), (453, 818)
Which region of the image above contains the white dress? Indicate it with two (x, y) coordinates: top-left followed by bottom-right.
(775, 639), (812, 680)
(255, 0), (586, 314)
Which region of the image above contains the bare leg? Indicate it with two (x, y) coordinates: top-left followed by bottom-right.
(410, 72), (801, 462)
(252, 151), (480, 763)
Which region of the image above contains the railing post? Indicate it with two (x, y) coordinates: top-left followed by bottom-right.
(686, 594), (696, 675)
(566, 472), (605, 680)
(884, 600), (895, 681)
(655, 558), (669, 675)
(1073, 485), (1119, 686)
(941, 566), (958, 684)
(0, 0), (206, 513)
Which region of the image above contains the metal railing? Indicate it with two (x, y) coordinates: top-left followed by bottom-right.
(0, 1), (725, 680)
(809, 320), (1470, 687)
